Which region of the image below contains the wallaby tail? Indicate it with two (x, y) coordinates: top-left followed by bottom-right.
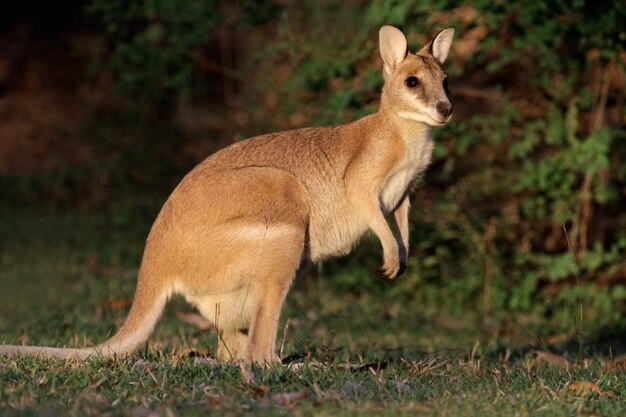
(0, 267), (169, 360)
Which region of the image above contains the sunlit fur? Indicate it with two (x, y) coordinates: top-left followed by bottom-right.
(0, 25), (455, 364)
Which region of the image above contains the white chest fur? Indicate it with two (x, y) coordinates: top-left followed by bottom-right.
(379, 132), (433, 212)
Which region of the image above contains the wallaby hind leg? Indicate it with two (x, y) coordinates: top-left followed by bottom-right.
(245, 228), (305, 364)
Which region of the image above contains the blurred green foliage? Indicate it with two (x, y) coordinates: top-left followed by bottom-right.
(7, 1), (626, 338)
(236, 0), (626, 336)
(88, 0), (221, 105)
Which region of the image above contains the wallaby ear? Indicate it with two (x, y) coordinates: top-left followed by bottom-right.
(379, 25), (408, 77)
(419, 27), (455, 64)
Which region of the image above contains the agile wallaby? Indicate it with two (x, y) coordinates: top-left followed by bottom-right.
(0, 25), (454, 364)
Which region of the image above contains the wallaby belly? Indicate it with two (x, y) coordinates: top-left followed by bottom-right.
(306, 191), (368, 262)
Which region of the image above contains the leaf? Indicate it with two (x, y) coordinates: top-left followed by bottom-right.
(252, 384), (271, 399)
(132, 359), (147, 368)
(287, 359), (327, 371)
(393, 379), (411, 392)
(129, 407), (159, 417)
(102, 298), (133, 310)
(601, 356), (626, 371)
(176, 312), (213, 330)
(343, 379), (367, 393)
(204, 393), (224, 407)
(192, 356), (218, 366)
(566, 381), (603, 396)
(545, 334), (567, 346)
(270, 391), (307, 406)
(404, 402), (431, 413)
(533, 350), (569, 368)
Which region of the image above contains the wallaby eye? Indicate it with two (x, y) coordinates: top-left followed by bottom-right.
(443, 75), (449, 94)
(405, 76), (420, 88)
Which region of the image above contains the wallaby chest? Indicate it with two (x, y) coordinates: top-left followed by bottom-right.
(379, 133), (433, 212)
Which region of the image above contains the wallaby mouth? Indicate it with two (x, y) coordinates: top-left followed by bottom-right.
(428, 113), (451, 126)
(436, 102), (453, 125)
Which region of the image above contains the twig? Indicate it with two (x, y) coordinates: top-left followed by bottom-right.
(279, 318), (290, 359)
(571, 63), (611, 256)
(562, 223), (585, 361)
(482, 217), (497, 316)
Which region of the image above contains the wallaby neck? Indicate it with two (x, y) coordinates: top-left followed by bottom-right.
(374, 104), (432, 143)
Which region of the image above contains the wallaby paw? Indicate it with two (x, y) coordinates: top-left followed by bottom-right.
(376, 265), (398, 280)
(376, 257), (407, 280)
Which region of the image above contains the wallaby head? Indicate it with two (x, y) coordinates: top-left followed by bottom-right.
(379, 25), (455, 126)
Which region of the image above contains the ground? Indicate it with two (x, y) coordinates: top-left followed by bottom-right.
(1, 205), (625, 417)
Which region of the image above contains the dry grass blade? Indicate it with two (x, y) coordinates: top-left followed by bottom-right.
(402, 357), (448, 377)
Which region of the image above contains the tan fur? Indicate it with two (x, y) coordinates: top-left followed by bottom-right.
(0, 25), (455, 364)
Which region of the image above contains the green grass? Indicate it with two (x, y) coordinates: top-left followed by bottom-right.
(1, 205), (625, 416)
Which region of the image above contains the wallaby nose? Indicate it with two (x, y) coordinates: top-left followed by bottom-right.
(436, 101), (452, 118)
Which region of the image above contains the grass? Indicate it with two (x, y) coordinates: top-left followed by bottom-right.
(1, 204), (625, 416)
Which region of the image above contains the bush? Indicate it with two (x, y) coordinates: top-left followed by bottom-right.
(239, 0), (626, 331)
(28, 0), (626, 330)
(88, 0), (221, 106)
